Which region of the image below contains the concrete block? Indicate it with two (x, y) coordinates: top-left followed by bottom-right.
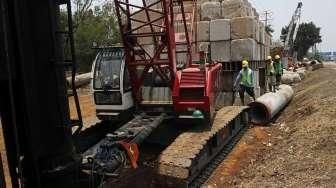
(223, 0), (248, 7)
(231, 17), (258, 40)
(231, 38), (257, 61)
(246, 6), (253, 17)
(175, 21), (191, 32)
(201, 2), (221, 21)
(210, 19), (231, 41)
(132, 11), (163, 45)
(198, 0), (221, 5)
(244, 0), (252, 7)
(252, 8), (259, 19)
(199, 42), (210, 52)
(197, 21), (210, 42)
(174, 3), (194, 14)
(255, 44), (260, 60)
(265, 45), (270, 59)
(211, 40), (231, 62)
(221, 1), (248, 19)
(255, 20), (260, 42)
(175, 3), (201, 22)
(260, 44), (266, 60)
(259, 22), (266, 44)
(265, 33), (272, 46)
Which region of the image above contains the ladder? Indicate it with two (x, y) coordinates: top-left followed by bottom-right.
(56, 0), (83, 134)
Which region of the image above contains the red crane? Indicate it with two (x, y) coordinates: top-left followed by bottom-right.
(82, 1), (248, 186)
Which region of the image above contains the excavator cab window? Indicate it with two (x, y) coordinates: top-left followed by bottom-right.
(93, 51), (122, 90)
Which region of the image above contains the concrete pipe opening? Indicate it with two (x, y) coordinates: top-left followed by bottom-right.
(249, 102), (271, 125)
(248, 85), (294, 125)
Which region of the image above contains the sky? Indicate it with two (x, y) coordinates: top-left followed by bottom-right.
(249, 0), (336, 52)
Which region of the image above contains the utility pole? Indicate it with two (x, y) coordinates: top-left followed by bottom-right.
(261, 10), (273, 31)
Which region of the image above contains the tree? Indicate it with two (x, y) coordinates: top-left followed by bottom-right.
(265, 25), (274, 35)
(74, 3), (121, 72)
(280, 25), (289, 43)
(294, 22), (322, 60)
(72, 0), (95, 31)
(60, 1), (121, 72)
(281, 22), (322, 60)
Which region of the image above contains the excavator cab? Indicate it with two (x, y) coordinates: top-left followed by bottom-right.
(91, 47), (134, 120)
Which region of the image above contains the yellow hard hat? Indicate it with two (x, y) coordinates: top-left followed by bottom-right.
(267, 56), (272, 61)
(275, 55), (281, 60)
(242, 60), (249, 68)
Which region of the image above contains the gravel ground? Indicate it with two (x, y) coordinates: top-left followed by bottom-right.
(205, 64), (336, 188)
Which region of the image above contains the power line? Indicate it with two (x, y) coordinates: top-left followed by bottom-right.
(261, 10), (273, 28)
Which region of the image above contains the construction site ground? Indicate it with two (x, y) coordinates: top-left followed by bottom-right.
(204, 62), (336, 188)
(1, 63), (336, 187)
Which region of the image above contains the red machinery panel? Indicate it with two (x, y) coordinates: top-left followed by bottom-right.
(172, 63), (223, 118)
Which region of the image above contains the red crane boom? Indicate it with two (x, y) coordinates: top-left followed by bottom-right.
(114, 0), (194, 102)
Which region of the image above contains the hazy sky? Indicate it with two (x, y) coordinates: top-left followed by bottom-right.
(249, 0), (336, 52)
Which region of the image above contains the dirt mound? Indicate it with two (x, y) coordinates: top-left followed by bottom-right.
(205, 66), (336, 187)
(235, 67), (336, 187)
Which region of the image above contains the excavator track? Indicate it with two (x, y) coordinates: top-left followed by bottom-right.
(157, 106), (249, 187)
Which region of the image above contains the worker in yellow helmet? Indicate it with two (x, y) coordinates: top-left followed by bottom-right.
(233, 60), (255, 105)
(274, 55), (284, 90)
(265, 56), (276, 92)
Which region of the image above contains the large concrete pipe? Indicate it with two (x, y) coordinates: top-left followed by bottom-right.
(249, 85), (294, 125)
(66, 72), (91, 88)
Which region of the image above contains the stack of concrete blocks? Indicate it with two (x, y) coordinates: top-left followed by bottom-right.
(230, 16), (259, 61)
(196, 0), (271, 63)
(132, 0), (272, 63)
(210, 19), (231, 62)
(196, 0), (272, 102)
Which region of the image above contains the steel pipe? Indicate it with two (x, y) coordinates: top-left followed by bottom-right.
(249, 85), (294, 125)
